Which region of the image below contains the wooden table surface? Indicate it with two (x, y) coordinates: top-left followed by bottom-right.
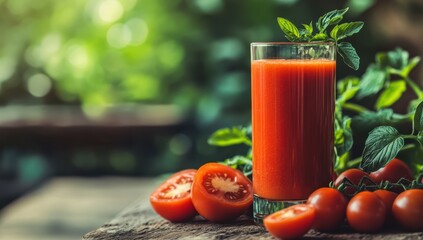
(83, 178), (423, 240)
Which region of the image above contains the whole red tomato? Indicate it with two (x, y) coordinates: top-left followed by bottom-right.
(334, 169), (371, 195)
(374, 189), (398, 226)
(150, 169), (197, 222)
(370, 158), (414, 184)
(264, 204), (315, 239)
(392, 189), (423, 231)
(307, 187), (348, 232)
(346, 191), (386, 232)
(191, 163), (253, 222)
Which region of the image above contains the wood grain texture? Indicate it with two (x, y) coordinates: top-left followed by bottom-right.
(83, 198), (423, 240)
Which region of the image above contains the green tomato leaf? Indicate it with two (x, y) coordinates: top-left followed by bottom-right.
(317, 7), (349, 32)
(375, 80), (406, 109)
(337, 42), (360, 70)
(413, 100), (423, 134)
(357, 64), (386, 98)
(361, 126), (404, 172)
(330, 22), (364, 41)
(208, 126), (251, 146)
(277, 17), (300, 41)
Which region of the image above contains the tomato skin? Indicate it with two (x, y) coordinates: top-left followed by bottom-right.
(392, 189), (423, 231)
(370, 158), (414, 184)
(346, 191), (386, 233)
(264, 204), (315, 239)
(334, 169), (370, 195)
(150, 169), (197, 222)
(374, 190), (398, 226)
(191, 163), (253, 222)
(307, 187), (348, 232)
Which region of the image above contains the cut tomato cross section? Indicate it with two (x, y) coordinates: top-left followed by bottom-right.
(150, 169), (197, 222)
(192, 163), (253, 222)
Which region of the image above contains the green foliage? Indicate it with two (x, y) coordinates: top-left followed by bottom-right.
(277, 17), (300, 41)
(375, 80), (406, 109)
(207, 126), (252, 178)
(277, 8), (363, 70)
(337, 42), (360, 70)
(361, 126), (404, 172)
(208, 126), (251, 147)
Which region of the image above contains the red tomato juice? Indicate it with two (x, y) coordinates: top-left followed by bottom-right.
(252, 59), (335, 200)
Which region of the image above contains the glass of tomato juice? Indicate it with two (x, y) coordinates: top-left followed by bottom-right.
(251, 42), (336, 223)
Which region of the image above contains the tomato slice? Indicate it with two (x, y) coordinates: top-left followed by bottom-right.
(191, 163), (253, 222)
(264, 204), (315, 239)
(150, 169), (197, 222)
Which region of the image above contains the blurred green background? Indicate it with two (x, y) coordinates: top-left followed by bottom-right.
(0, 0), (423, 209)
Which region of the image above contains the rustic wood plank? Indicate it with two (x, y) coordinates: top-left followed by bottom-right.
(83, 179), (423, 240)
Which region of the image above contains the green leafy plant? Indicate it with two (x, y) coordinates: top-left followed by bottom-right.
(277, 7), (363, 70)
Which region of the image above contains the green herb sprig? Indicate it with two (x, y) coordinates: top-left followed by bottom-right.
(277, 8), (364, 70)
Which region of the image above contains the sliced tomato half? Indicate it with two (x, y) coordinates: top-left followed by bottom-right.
(191, 163), (253, 222)
(150, 169), (197, 222)
(264, 204), (315, 239)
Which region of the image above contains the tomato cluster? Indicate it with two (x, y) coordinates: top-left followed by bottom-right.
(151, 158), (422, 239)
(264, 158), (423, 239)
(150, 163), (253, 223)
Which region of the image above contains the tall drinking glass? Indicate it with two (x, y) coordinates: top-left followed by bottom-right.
(251, 42), (336, 223)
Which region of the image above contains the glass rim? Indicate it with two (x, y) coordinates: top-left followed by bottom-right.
(251, 42), (335, 47)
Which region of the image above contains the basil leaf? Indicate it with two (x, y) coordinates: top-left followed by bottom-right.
(337, 76), (360, 104)
(361, 126), (404, 172)
(375, 52), (390, 68)
(302, 22), (313, 35)
(375, 80), (406, 109)
(387, 48), (408, 70)
(330, 22), (364, 41)
(401, 56), (421, 77)
(357, 64), (386, 98)
(337, 42), (360, 70)
(277, 17), (300, 41)
(221, 155), (252, 178)
(310, 33), (328, 41)
(317, 7), (349, 32)
(208, 127), (251, 146)
(413, 100), (423, 134)
(335, 117), (353, 156)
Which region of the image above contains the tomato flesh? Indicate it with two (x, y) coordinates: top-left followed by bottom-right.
(393, 189), (423, 231)
(346, 191), (386, 232)
(264, 204), (315, 239)
(307, 187), (348, 232)
(202, 172), (249, 201)
(150, 169), (197, 222)
(192, 163), (253, 222)
(370, 158), (414, 184)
